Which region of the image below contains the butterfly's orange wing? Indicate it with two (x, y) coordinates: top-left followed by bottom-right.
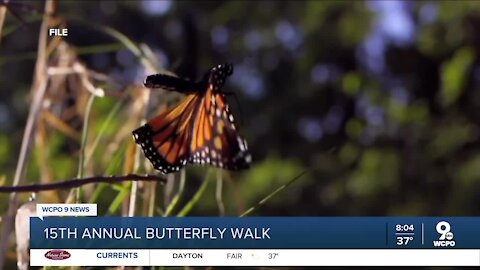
(189, 87), (251, 170)
(132, 94), (201, 174)
(133, 63), (251, 174)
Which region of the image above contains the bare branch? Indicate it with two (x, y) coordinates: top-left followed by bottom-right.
(0, 174), (166, 193)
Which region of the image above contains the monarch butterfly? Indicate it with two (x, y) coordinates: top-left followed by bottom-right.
(132, 64), (251, 174)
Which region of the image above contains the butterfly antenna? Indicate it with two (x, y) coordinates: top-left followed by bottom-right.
(223, 91), (244, 127)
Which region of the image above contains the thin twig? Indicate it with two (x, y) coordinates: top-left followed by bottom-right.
(0, 174), (166, 193)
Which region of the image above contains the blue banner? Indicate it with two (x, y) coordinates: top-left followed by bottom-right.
(30, 217), (478, 249)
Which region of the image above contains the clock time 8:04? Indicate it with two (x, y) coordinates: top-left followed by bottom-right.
(396, 224), (414, 232)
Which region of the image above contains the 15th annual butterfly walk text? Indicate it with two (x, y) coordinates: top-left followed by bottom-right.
(42, 227), (271, 240)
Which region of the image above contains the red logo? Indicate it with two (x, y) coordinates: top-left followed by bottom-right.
(44, 250), (71, 260)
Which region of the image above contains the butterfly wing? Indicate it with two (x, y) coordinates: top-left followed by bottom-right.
(134, 63), (251, 173)
(144, 74), (198, 94)
(132, 93), (201, 174)
(188, 85), (251, 170)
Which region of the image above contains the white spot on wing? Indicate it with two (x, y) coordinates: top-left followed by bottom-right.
(238, 137), (246, 151)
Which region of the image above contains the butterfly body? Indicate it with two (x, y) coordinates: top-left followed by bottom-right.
(143, 74), (204, 94)
(133, 64), (251, 174)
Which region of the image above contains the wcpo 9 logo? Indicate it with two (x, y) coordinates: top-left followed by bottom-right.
(433, 221), (456, 247)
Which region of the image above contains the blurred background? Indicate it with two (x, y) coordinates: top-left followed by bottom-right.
(1, 0), (480, 267)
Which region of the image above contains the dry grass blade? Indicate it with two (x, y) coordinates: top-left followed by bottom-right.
(163, 169), (186, 217)
(67, 96), (98, 203)
(0, 3), (58, 266)
(126, 141), (138, 217)
(177, 170), (212, 217)
(0, 4), (6, 45)
(41, 111), (81, 141)
(0, 76), (49, 268)
(85, 101), (123, 166)
(240, 170), (307, 217)
(147, 180), (157, 217)
(15, 199), (36, 270)
(216, 170), (225, 216)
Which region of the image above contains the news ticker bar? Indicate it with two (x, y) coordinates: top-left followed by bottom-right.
(31, 217), (475, 249)
(30, 249), (480, 266)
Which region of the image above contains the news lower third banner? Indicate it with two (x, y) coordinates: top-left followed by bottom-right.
(30, 217), (476, 249)
(30, 217), (480, 266)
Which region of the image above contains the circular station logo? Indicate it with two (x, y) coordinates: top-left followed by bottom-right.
(44, 250), (71, 260)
